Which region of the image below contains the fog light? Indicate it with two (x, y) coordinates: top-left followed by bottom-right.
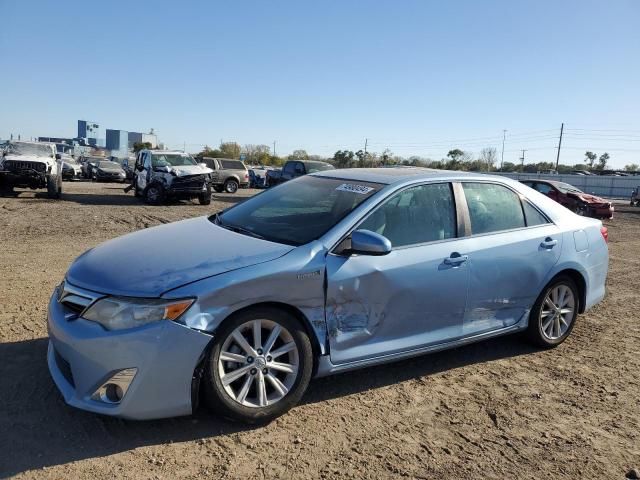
(91, 368), (137, 404)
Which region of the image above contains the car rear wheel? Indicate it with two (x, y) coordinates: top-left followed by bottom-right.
(526, 276), (578, 348)
(202, 307), (313, 423)
(224, 179), (239, 194)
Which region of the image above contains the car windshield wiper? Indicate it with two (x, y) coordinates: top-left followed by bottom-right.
(212, 214), (266, 240)
(224, 224), (267, 240)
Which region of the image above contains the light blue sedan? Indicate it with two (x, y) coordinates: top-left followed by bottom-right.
(48, 168), (609, 423)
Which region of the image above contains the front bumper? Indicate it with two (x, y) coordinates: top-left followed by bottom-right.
(0, 170), (47, 188)
(47, 289), (212, 420)
(95, 172), (126, 182)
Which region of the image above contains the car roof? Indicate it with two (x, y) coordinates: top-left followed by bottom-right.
(291, 159), (332, 164)
(144, 150), (190, 155)
(6, 140), (55, 147)
(311, 167), (503, 185)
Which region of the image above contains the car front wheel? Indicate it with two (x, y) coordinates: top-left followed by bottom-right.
(202, 307), (313, 423)
(199, 184), (212, 205)
(526, 276), (579, 348)
(145, 184), (165, 205)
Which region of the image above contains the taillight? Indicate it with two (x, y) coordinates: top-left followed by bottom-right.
(600, 226), (608, 243)
(244, 173), (248, 179)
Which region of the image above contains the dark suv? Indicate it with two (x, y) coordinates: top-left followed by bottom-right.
(270, 160), (334, 186)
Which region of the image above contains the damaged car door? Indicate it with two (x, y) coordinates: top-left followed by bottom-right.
(325, 182), (470, 365)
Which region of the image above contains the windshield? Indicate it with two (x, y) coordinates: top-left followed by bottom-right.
(554, 182), (583, 194)
(216, 176), (382, 245)
(305, 162), (334, 173)
(151, 153), (197, 167)
(4, 142), (53, 157)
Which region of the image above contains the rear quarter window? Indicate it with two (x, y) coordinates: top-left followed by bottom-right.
(220, 160), (246, 170)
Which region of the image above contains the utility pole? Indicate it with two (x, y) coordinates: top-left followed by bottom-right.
(273, 141), (276, 157)
(520, 149), (527, 172)
(500, 129), (506, 170)
(183, 141), (186, 153)
(364, 138), (368, 166)
(555, 123), (564, 172)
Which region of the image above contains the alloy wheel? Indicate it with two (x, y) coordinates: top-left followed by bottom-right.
(147, 187), (160, 202)
(539, 284), (575, 340)
(226, 181), (238, 193)
(217, 319), (299, 408)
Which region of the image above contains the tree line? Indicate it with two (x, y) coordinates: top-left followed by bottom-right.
(194, 142), (638, 173)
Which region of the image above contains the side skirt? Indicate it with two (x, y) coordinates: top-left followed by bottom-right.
(314, 321), (528, 378)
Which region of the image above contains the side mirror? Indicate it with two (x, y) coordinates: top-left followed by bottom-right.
(350, 229), (392, 256)
(55, 153), (61, 160)
(199, 163), (208, 169)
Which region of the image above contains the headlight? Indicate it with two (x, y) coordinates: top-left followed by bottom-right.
(82, 297), (194, 331)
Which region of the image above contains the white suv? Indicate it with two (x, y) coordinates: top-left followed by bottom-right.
(0, 141), (62, 198)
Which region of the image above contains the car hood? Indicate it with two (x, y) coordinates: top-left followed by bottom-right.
(568, 191), (608, 204)
(98, 166), (124, 172)
(66, 216), (294, 297)
(169, 164), (213, 176)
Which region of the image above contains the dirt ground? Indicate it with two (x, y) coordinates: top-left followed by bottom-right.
(0, 180), (638, 479)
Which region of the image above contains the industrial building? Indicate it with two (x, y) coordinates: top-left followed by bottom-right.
(77, 120), (104, 147)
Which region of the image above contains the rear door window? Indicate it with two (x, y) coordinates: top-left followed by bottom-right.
(535, 182), (554, 194)
(462, 183), (525, 235)
(283, 162), (295, 175)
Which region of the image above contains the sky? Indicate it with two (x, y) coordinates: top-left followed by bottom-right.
(0, 0), (639, 168)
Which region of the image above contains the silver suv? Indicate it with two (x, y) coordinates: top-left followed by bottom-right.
(201, 157), (249, 193)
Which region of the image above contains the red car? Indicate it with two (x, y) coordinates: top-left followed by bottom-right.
(520, 179), (614, 219)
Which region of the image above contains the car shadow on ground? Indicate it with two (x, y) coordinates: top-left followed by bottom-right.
(0, 334), (536, 476)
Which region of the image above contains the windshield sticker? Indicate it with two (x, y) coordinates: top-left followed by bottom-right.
(336, 183), (374, 194)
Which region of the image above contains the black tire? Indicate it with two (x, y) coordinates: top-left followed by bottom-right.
(202, 307), (314, 424)
(213, 185), (224, 193)
(224, 179), (239, 194)
(526, 275), (579, 348)
(199, 184), (212, 205)
(47, 175), (61, 199)
(145, 183), (165, 205)
(0, 182), (14, 197)
(573, 203), (587, 216)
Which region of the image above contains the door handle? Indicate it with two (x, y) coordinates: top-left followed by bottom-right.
(541, 237), (558, 249)
(444, 252), (468, 266)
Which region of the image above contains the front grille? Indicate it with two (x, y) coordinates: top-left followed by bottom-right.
(58, 281), (99, 317)
(54, 348), (75, 387)
(3, 160), (47, 173)
(172, 174), (206, 190)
